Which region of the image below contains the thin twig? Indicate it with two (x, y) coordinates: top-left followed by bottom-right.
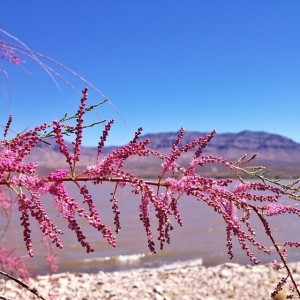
(0, 295), (15, 300)
(0, 270), (46, 300)
(253, 207), (300, 298)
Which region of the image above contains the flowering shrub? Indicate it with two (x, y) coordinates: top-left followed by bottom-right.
(1, 29), (300, 299)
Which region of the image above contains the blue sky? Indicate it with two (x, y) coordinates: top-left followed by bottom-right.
(1, 1), (300, 146)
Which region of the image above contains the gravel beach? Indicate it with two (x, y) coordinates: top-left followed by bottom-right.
(1, 261), (299, 300)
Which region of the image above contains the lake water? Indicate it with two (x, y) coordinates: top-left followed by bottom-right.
(2, 180), (300, 275)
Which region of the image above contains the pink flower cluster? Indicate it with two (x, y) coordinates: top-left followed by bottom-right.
(2, 29), (299, 297)
(0, 90), (117, 275)
(0, 88), (299, 297)
(86, 125), (300, 269)
(0, 41), (23, 64)
(0, 246), (29, 280)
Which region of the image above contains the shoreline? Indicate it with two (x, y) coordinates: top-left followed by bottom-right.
(1, 261), (299, 300)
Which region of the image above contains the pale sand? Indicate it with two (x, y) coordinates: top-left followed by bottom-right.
(1, 262), (299, 300)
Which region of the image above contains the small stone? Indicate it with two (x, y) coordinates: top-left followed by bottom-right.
(104, 287), (112, 293)
(132, 281), (141, 288)
(154, 294), (164, 300)
(274, 290), (287, 300)
(58, 277), (69, 286)
(219, 268), (231, 278)
(153, 285), (163, 294)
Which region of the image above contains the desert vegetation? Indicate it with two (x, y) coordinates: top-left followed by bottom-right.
(1, 29), (300, 299)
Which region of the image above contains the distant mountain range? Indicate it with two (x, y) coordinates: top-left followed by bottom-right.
(29, 130), (300, 178)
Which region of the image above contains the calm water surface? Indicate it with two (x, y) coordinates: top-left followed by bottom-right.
(2, 180), (300, 275)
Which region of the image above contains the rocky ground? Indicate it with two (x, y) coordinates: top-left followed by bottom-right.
(0, 262), (299, 300)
